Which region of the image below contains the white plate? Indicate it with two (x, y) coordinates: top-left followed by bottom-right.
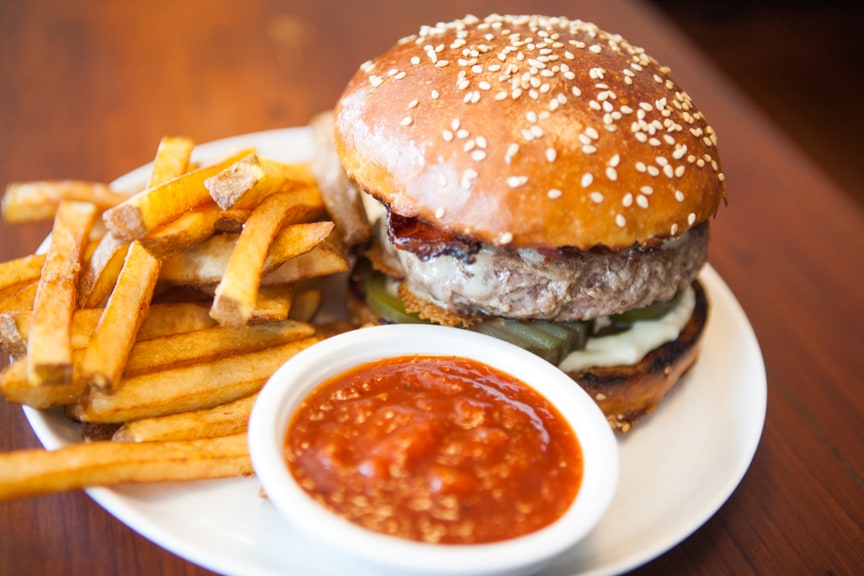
(24, 128), (767, 576)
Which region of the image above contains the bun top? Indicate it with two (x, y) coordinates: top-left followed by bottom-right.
(334, 14), (726, 249)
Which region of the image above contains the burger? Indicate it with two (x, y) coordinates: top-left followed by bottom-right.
(328, 14), (726, 433)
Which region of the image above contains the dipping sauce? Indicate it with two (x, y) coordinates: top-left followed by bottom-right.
(284, 354), (583, 544)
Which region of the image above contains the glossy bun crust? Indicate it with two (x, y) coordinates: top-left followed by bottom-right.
(334, 14), (727, 250)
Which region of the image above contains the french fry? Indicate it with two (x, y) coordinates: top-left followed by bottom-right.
(138, 204), (221, 258)
(0, 307), (103, 357)
(136, 302), (217, 340)
(1, 319), (314, 407)
(287, 288), (323, 322)
(261, 238), (349, 285)
(0, 134), (366, 501)
(123, 319), (315, 378)
(69, 335), (323, 423)
(27, 200), (98, 387)
(159, 220), (334, 287)
(103, 148), (252, 241)
(3, 302), (219, 355)
(249, 285), (293, 322)
(0, 313), (29, 358)
(77, 232), (130, 308)
(213, 208), (249, 232)
(76, 242), (162, 392)
(210, 191), (333, 326)
(204, 153), (316, 210)
(147, 136), (194, 188)
(1, 181), (127, 223)
(0, 254), (46, 300)
(0, 433), (251, 500)
(0, 361), (87, 408)
(113, 395), (257, 442)
(0, 282), (38, 315)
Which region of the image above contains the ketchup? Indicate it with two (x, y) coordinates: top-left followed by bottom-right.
(284, 354), (583, 544)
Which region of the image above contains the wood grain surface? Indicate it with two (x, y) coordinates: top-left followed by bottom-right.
(1, 1), (861, 575)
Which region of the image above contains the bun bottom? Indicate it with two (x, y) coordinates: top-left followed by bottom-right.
(570, 280), (708, 433)
(347, 262), (709, 434)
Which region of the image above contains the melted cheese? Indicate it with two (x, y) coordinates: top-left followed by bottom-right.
(558, 285), (695, 373)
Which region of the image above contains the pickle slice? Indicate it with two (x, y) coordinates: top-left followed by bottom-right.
(608, 289), (684, 324)
(365, 271), (427, 324)
(593, 289), (685, 336)
(364, 270), (590, 364)
(472, 318), (589, 364)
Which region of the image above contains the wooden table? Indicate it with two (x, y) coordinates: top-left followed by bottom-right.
(1, 1), (861, 574)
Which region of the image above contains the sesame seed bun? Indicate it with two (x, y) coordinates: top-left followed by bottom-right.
(334, 14), (726, 250)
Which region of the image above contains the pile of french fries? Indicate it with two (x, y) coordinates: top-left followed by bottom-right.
(0, 136), (354, 500)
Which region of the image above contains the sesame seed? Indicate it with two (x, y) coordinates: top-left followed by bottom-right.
(507, 176), (528, 188)
(442, 130), (453, 141)
(547, 188), (562, 199)
(581, 173), (594, 187)
(590, 191), (604, 203)
(622, 193), (633, 207)
(606, 167), (618, 181)
(461, 169), (477, 189)
(435, 207), (445, 218)
(582, 145), (597, 154)
(615, 213), (626, 227)
(545, 148), (557, 162)
(641, 186), (653, 194)
(471, 150), (487, 161)
(636, 194), (649, 208)
(431, 90), (440, 99)
(499, 232), (514, 244)
(407, 99), (419, 109)
(608, 153), (620, 167)
(688, 213), (696, 225)
(400, 116), (413, 126)
(456, 129), (469, 138)
(675, 190), (685, 202)
(369, 75), (383, 87)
